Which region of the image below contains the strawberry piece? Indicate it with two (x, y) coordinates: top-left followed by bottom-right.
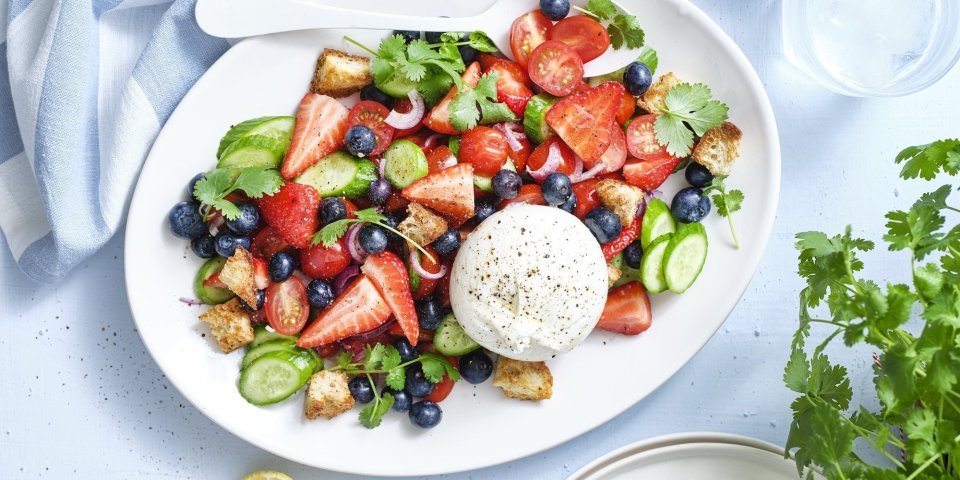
(423, 62), (482, 135)
(425, 145), (456, 173)
(296, 275), (392, 348)
(202, 272), (228, 289)
(402, 163), (475, 225)
(480, 54), (533, 117)
(591, 124), (627, 172)
(251, 257), (271, 290)
(545, 81), (624, 163)
(596, 282), (652, 335)
(258, 183), (321, 249)
(622, 155), (684, 191)
(601, 215), (641, 261)
(361, 251), (420, 346)
(281, 93), (349, 179)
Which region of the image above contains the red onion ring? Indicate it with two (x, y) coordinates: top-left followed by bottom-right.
(332, 264), (361, 294)
(179, 297), (204, 306)
(385, 90), (424, 129)
(527, 142), (562, 181)
(349, 320), (396, 342)
(637, 196), (649, 218)
(423, 133), (444, 149)
(378, 157), (387, 177)
(576, 163), (607, 182)
(409, 250), (447, 280)
(494, 122), (524, 152)
(207, 214), (225, 236)
(649, 188), (664, 200)
(292, 270), (312, 288)
(345, 224), (366, 262)
(571, 155), (584, 180)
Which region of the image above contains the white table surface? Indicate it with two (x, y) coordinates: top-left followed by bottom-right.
(3, 1), (959, 478)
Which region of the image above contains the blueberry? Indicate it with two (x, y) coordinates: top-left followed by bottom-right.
(190, 234), (217, 258)
(458, 44), (480, 64)
(393, 29), (421, 43)
(459, 349), (494, 384)
(239, 290), (265, 312)
(307, 280), (334, 309)
(225, 202), (260, 235)
(393, 338), (420, 363)
(168, 202), (207, 239)
(542, 172), (572, 206)
(214, 232), (251, 257)
(348, 377), (375, 404)
(492, 169), (522, 199)
(387, 388), (412, 412)
(623, 241), (643, 269)
(319, 198), (347, 225)
(187, 173), (205, 200)
(432, 228), (461, 257)
(358, 224), (389, 255)
(559, 190), (578, 214)
(623, 62), (653, 96)
(685, 162), (714, 188)
(424, 31), (445, 44)
(539, 0), (570, 20)
(415, 297), (443, 330)
(584, 207), (622, 243)
(405, 365), (435, 397)
(345, 125), (377, 157)
(671, 187), (711, 223)
(367, 177), (392, 205)
(474, 197), (497, 222)
(268, 251), (296, 282)
(359, 84), (394, 109)
(409, 400), (442, 428)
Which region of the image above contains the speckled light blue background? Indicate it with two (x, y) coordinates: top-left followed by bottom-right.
(3, 1), (960, 478)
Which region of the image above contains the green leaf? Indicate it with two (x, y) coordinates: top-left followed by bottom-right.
(193, 167), (281, 220)
(784, 348), (809, 393)
(924, 288), (960, 328)
(808, 354), (852, 409)
(385, 367), (406, 391)
(448, 71), (516, 132)
(914, 263), (944, 301)
(336, 351), (353, 370)
(585, 0), (618, 19)
(805, 403), (856, 473)
(381, 345), (402, 371)
(896, 138), (960, 180)
(419, 352), (461, 382)
(653, 83), (728, 157)
(359, 392), (395, 429)
(364, 343), (386, 370)
(904, 409), (939, 462)
(467, 31), (498, 53)
(313, 218), (353, 247)
(608, 13), (645, 49)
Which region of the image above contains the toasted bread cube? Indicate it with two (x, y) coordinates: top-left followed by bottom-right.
(692, 122), (742, 176)
(219, 247), (258, 308)
(635, 72), (682, 114)
(493, 357), (553, 401)
(607, 263), (622, 287)
(310, 49), (372, 98)
(305, 370), (355, 420)
(398, 202), (448, 248)
(198, 299), (255, 353)
(595, 179), (644, 228)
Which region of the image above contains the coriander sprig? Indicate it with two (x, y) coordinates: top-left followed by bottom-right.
(449, 71), (517, 131)
(311, 207), (435, 262)
(193, 167), (283, 220)
(653, 83), (729, 158)
(703, 175), (744, 249)
(573, 0), (646, 50)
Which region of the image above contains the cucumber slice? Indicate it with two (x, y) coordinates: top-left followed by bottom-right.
(193, 257), (235, 305)
(377, 74), (418, 99)
(473, 158), (516, 192)
(238, 351), (315, 406)
(641, 199), (677, 249)
(609, 252), (624, 270)
(587, 46), (658, 87)
(433, 313), (480, 356)
(217, 116), (295, 158)
(448, 135), (461, 157)
(662, 222), (708, 294)
(217, 135), (287, 169)
(295, 151), (377, 199)
(408, 261), (422, 292)
(242, 339), (298, 369)
(383, 140), (429, 188)
(640, 234), (672, 294)
(251, 325), (298, 348)
(523, 93), (558, 144)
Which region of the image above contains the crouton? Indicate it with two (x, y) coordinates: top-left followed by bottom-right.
(635, 72), (682, 114)
(310, 49), (372, 98)
(305, 370), (355, 420)
(198, 299), (255, 353)
(492, 357), (553, 401)
(595, 179), (644, 228)
(607, 263), (622, 287)
(219, 247), (258, 308)
(398, 203), (448, 247)
(692, 122), (742, 176)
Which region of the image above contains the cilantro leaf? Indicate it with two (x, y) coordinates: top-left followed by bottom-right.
(385, 367), (406, 391)
(704, 176), (744, 248)
(581, 0), (645, 50)
(313, 208), (387, 247)
(359, 392), (394, 429)
(354, 34), (467, 106)
(193, 167), (282, 220)
(896, 138), (960, 180)
(653, 83), (729, 158)
(364, 343), (386, 370)
(449, 71), (516, 132)
(467, 31), (498, 53)
(420, 352), (461, 383)
(585, 0), (617, 19)
(784, 348), (810, 393)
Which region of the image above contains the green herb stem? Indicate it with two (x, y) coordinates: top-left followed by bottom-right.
(725, 211), (741, 249)
(343, 35), (378, 56)
(906, 453), (940, 480)
(571, 5), (601, 19)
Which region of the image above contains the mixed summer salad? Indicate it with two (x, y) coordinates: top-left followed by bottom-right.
(167, 0), (745, 430)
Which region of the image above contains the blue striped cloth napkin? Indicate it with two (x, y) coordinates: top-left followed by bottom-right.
(0, 0), (231, 282)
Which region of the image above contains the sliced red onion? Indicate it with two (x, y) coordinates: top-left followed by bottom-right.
(571, 155), (584, 180)
(179, 297), (204, 306)
(292, 270), (312, 288)
(439, 154), (458, 169)
(332, 264), (361, 294)
(494, 122), (524, 152)
(409, 250), (447, 280)
(345, 223), (366, 262)
(350, 320), (396, 342)
(378, 157), (387, 177)
(385, 89), (424, 129)
(576, 163), (607, 182)
(207, 214), (225, 236)
(423, 133), (444, 149)
(649, 188), (664, 200)
(636, 197), (648, 218)
(528, 142), (562, 181)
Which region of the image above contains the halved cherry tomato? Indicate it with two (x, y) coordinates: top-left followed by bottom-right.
(572, 178), (600, 219)
(301, 238), (351, 279)
(500, 183), (547, 209)
(507, 136), (531, 174)
(527, 137), (578, 179)
(510, 10), (553, 68)
(616, 91), (636, 126)
(459, 126), (509, 176)
(626, 114), (673, 161)
(424, 356), (459, 403)
(528, 40), (584, 96)
(412, 246), (443, 300)
(480, 54), (534, 117)
(548, 15), (611, 63)
(392, 98), (423, 137)
(426, 145), (456, 173)
(479, 53), (531, 85)
(265, 278), (310, 335)
(250, 227), (289, 260)
(347, 101), (396, 156)
(341, 198), (359, 219)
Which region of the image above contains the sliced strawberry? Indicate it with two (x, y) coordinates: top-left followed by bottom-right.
(423, 62), (482, 135)
(596, 282), (652, 335)
(202, 272), (228, 289)
(594, 125), (628, 172)
(622, 155), (684, 191)
(281, 93), (349, 179)
(296, 275), (391, 348)
(616, 90), (636, 126)
(425, 145), (456, 173)
(251, 257), (271, 290)
(572, 178), (600, 220)
(480, 55), (533, 117)
(402, 163), (475, 225)
(361, 251), (420, 346)
(259, 183), (321, 249)
(249, 227), (289, 260)
(601, 215), (641, 261)
(545, 81), (624, 163)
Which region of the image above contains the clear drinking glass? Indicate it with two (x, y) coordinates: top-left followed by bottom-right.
(783, 0), (960, 97)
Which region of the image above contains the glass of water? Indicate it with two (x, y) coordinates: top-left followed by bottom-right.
(783, 0), (960, 97)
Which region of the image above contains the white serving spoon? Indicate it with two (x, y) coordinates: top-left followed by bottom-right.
(195, 0), (641, 77)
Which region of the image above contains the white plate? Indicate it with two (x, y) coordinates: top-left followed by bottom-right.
(123, 0), (780, 476)
(570, 433), (821, 480)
